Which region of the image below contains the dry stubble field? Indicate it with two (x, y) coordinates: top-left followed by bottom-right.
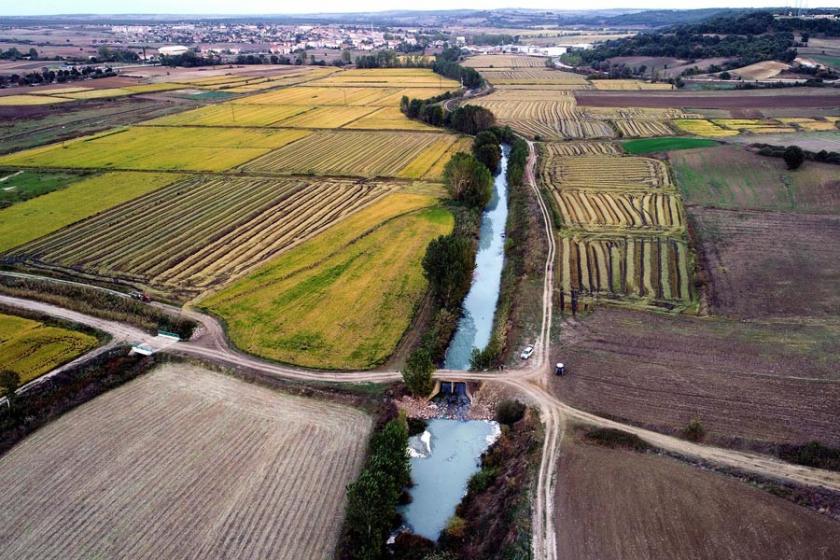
(0, 363), (371, 560)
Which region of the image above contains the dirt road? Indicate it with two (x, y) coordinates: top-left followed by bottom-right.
(3, 143), (840, 558)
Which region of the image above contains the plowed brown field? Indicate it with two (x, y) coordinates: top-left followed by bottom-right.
(555, 434), (840, 560)
(0, 364), (371, 560)
(550, 307), (840, 448)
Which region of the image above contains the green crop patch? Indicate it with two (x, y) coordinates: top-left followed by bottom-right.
(622, 137), (719, 155)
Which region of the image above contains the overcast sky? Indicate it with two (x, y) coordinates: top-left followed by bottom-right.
(5, 0), (828, 16)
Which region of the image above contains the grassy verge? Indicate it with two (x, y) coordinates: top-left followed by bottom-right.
(0, 274), (196, 338)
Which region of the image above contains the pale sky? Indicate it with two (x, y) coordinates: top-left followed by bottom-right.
(4, 0), (833, 17)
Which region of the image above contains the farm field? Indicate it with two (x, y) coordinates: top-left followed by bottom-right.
(0, 311), (99, 385)
(554, 433), (840, 560)
(480, 68), (591, 86)
(691, 207), (840, 320)
(672, 118), (740, 137)
(555, 191), (684, 233)
(541, 141), (622, 156)
(236, 85), (452, 106)
(203, 193), (451, 369)
(539, 154), (674, 191)
(622, 137), (718, 154)
(0, 95), (72, 106)
(0, 97), (202, 154)
(0, 172), (180, 253)
(0, 363), (372, 559)
(670, 145), (840, 213)
(557, 234), (692, 303)
(0, 126), (310, 171)
(0, 170), (88, 208)
(590, 79), (674, 91)
(145, 104), (312, 127)
(9, 177), (393, 297)
(550, 307), (840, 448)
(575, 90), (840, 110)
(463, 54), (547, 68)
(344, 106), (438, 130)
(240, 130), (456, 179)
(308, 68), (458, 88)
(469, 95), (615, 140)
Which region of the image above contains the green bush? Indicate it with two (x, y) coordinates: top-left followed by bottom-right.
(495, 399), (526, 426)
(402, 348), (435, 396)
(683, 418), (706, 442)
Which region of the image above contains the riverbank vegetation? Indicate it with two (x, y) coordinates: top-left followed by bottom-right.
(341, 412), (411, 560)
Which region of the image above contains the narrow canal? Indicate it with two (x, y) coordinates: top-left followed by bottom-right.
(443, 145), (510, 370)
(399, 144), (510, 541)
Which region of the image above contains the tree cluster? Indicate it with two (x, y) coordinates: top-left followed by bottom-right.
(431, 47), (484, 89)
(355, 50), (432, 69)
(443, 152), (493, 209)
(0, 47), (38, 60)
(96, 46), (139, 63)
(0, 65), (114, 88)
(342, 416), (410, 559)
(755, 142), (840, 167)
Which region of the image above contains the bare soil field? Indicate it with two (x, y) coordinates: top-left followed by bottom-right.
(575, 90), (840, 109)
(0, 363), (371, 560)
(550, 307), (840, 448)
(691, 207), (840, 320)
(554, 434), (840, 560)
(727, 131), (840, 152)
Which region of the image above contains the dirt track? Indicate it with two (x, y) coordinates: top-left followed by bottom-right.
(3, 142), (840, 558)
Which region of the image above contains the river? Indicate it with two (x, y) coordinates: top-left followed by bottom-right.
(443, 145), (510, 370)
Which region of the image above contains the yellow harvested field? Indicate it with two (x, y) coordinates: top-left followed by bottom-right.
(557, 234), (692, 303)
(0, 126), (310, 171)
(590, 80), (675, 90)
(236, 86), (396, 106)
(0, 363), (372, 558)
(29, 86), (92, 96)
(61, 88), (135, 99)
(540, 154), (673, 191)
(222, 68), (337, 92)
(203, 194), (451, 369)
(122, 82), (185, 94)
(14, 177), (395, 295)
(0, 312), (99, 385)
(612, 119), (673, 138)
(0, 172), (180, 253)
(145, 104), (311, 127)
(464, 54), (547, 68)
(542, 141), (622, 156)
(276, 105), (378, 128)
(311, 68), (458, 88)
(554, 190), (684, 232)
(422, 136), (474, 180)
(0, 94), (72, 105)
(585, 107), (695, 120)
(480, 68), (590, 85)
(672, 119), (739, 137)
(713, 119), (796, 133)
(778, 117), (840, 131)
(730, 60), (790, 80)
(240, 130), (455, 178)
(344, 106), (437, 130)
(470, 97), (615, 140)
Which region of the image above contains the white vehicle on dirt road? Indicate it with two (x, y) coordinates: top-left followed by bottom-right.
(520, 345), (535, 360)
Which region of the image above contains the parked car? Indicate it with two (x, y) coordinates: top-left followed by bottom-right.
(520, 345), (534, 360)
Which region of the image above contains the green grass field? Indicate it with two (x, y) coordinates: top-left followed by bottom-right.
(202, 193), (452, 370)
(670, 145), (840, 213)
(0, 171), (89, 209)
(622, 137), (719, 154)
(0, 311), (99, 384)
(0, 172), (181, 253)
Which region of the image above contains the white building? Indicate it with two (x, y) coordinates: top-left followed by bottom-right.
(158, 45), (190, 56)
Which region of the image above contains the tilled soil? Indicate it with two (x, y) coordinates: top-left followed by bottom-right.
(691, 207), (840, 320)
(550, 307), (840, 449)
(554, 434), (840, 560)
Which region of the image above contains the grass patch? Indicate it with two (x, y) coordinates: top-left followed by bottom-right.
(622, 137), (718, 154)
(0, 171), (90, 209)
(584, 427), (652, 452)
